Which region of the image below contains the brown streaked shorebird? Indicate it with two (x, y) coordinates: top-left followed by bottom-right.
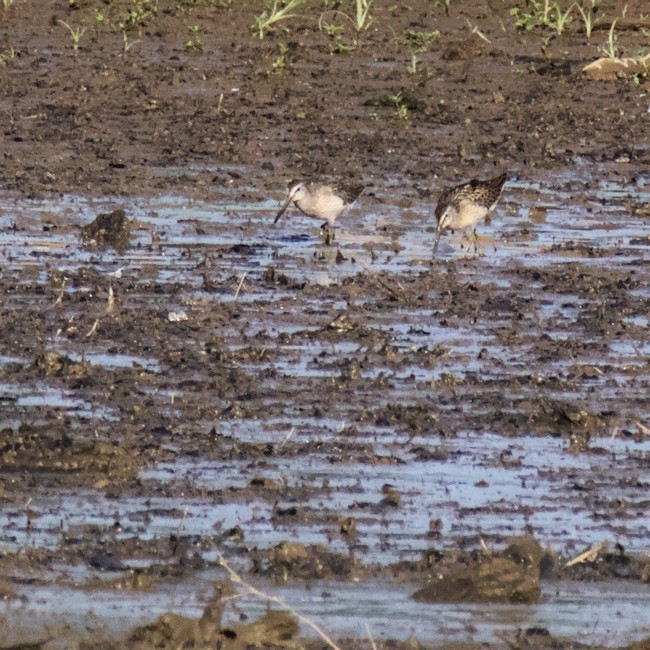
(273, 180), (364, 245)
(432, 172), (507, 255)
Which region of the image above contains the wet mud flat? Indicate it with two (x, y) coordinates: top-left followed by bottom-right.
(1, 0), (650, 648)
(0, 173), (648, 648)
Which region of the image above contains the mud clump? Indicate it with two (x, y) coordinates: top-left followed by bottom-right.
(509, 396), (609, 448)
(225, 610), (298, 648)
(81, 208), (131, 253)
(505, 534), (557, 579)
(0, 578), (15, 600)
(412, 536), (555, 604)
(413, 556), (540, 604)
(565, 543), (650, 581)
(0, 425), (137, 484)
(127, 601), (297, 650)
(29, 351), (90, 383)
(370, 402), (439, 434)
(260, 541), (360, 581)
(499, 627), (594, 649)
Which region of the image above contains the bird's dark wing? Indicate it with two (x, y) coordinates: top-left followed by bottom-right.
(334, 183), (365, 205)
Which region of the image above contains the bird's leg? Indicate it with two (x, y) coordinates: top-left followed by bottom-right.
(471, 229), (484, 256)
(459, 229), (481, 258)
(320, 222), (335, 246)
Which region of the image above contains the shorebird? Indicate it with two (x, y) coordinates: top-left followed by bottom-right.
(273, 180), (364, 244)
(432, 172), (507, 255)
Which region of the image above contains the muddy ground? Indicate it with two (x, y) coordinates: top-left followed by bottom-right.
(0, 0), (649, 648)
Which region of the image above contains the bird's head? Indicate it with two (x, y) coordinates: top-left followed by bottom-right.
(274, 180), (306, 224)
(286, 180), (307, 203)
(435, 202), (452, 231)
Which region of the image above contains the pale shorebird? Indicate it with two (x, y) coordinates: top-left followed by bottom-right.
(433, 172), (507, 254)
(273, 180), (364, 244)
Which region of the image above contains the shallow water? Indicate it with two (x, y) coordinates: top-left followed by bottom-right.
(2, 166), (647, 281)
(0, 165), (648, 646)
(1, 573), (649, 647)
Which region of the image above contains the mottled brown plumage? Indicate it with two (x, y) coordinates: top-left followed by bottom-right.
(433, 173), (507, 254)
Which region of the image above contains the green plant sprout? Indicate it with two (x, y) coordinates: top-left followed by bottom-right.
(400, 29), (440, 50)
(354, 0), (374, 35)
(398, 29), (439, 75)
(186, 24), (203, 51)
(510, 6), (536, 31)
(93, 9), (108, 39)
(272, 42), (290, 69)
(2, 0), (15, 9)
(318, 0), (374, 51)
(388, 91), (409, 120)
(321, 20), (353, 54)
(322, 21), (342, 37)
(407, 52), (418, 74)
(600, 17), (619, 58)
(119, 1), (158, 31)
(550, 2), (574, 35)
(0, 47), (17, 64)
(597, 4), (628, 58)
(465, 18), (491, 43)
(59, 21), (86, 56)
(510, 0), (576, 35)
(396, 104), (409, 120)
(253, 0), (308, 40)
(430, 0), (453, 15)
(575, 0), (597, 39)
(122, 31), (140, 57)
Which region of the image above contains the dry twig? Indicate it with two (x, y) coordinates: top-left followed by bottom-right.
(218, 553), (342, 650)
(365, 623), (378, 650)
(106, 282), (115, 314)
(278, 427), (295, 449)
(52, 279), (67, 307)
(479, 537), (492, 556)
(85, 319), (100, 337)
(635, 420), (649, 435)
(234, 272), (248, 300)
(565, 542), (608, 567)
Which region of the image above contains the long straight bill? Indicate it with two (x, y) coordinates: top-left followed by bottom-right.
(432, 223), (443, 255)
(273, 195), (293, 224)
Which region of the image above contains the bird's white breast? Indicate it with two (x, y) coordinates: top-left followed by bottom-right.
(296, 192), (345, 225)
(450, 202), (490, 229)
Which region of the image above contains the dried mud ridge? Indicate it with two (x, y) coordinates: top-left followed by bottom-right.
(1, 0), (650, 648)
(0, 1), (648, 199)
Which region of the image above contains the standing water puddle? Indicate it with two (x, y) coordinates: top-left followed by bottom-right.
(0, 165), (648, 646)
